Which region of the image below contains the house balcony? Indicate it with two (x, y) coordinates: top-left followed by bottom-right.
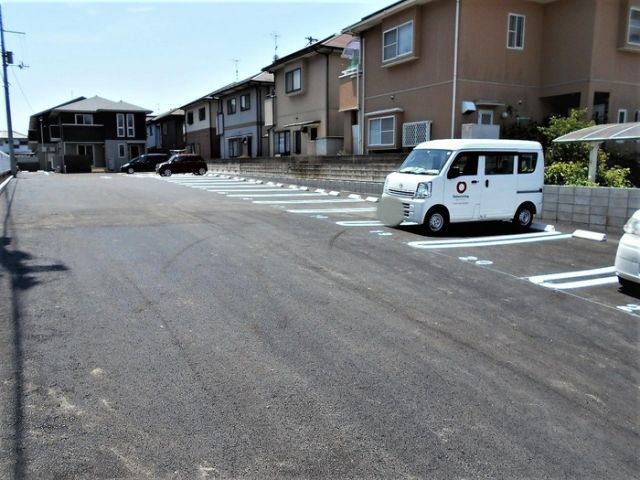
(461, 123), (500, 139)
(60, 124), (105, 142)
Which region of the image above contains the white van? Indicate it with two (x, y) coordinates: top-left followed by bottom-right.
(379, 139), (544, 233)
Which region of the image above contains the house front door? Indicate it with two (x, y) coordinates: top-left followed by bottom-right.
(129, 144), (141, 159)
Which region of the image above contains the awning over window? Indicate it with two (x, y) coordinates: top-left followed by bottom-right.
(282, 120), (320, 128)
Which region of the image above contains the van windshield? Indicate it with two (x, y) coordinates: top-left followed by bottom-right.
(398, 149), (452, 175)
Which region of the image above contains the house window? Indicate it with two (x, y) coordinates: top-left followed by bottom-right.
(78, 144), (93, 157)
(50, 125), (61, 139)
(187, 111), (194, 125)
(148, 126), (153, 136)
(199, 107), (206, 121)
(309, 127), (318, 141)
(383, 21), (413, 62)
(368, 116), (395, 147)
(628, 7), (640, 45)
(118, 143), (126, 158)
(402, 121), (431, 147)
(507, 13), (525, 49)
(117, 113), (125, 137)
(285, 68), (301, 93)
(478, 110), (494, 125)
(240, 94), (251, 111)
(126, 114), (135, 137)
(635, 110), (640, 122)
(75, 113), (93, 125)
(274, 130), (290, 155)
(618, 109), (627, 123)
(227, 98), (237, 115)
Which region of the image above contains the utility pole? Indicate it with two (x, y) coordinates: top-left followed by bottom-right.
(0, 5), (24, 176)
(0, 4), (16, 175)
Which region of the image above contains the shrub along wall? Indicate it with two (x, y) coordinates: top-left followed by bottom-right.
(207, 156), (638, 232)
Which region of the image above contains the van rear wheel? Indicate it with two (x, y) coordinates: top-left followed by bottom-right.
(424, 208), (448, 235)
(513, 204), (534, 230)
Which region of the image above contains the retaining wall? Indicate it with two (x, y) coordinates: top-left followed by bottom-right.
(540, 185), (639, 231)
(208, 156), (638, 232)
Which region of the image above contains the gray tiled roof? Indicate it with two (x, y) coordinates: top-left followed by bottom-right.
(54, 95), (151, 113)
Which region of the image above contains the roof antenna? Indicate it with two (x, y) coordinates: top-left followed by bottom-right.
(271, 32), (279, 61)
(305, 36), (318, 46)
(232, 58), (239, 82)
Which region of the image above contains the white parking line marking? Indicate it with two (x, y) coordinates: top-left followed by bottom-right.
(528, 266), (616, 283)
(253, 199), (365, 205)
(286, 207), (378, 214)
(336, 220), (385, 226)
(534, 276), (618, 290)
(227, 192), (328, 198)
(408, 231), (571, 249)
(206, 188), (289, 193)
(617, 304), (640, 314)
(197, 186), (280, 190)
(527, 266), (617, 289)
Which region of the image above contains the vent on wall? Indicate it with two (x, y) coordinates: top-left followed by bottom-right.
(402, 121), (431, 147)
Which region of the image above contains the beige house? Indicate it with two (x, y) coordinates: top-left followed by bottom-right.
(342, 0), (640, 153)
(263, 34), (354, 156)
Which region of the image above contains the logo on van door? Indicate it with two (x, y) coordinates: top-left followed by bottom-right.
(456, 181), (467, 194)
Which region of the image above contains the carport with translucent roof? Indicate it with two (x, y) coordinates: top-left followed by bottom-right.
(553, 122), (640, 182)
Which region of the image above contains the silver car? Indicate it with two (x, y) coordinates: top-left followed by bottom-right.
(615, 209), (640, 290)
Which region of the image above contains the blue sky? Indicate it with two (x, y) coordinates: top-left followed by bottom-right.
(2, 0), (392, 134)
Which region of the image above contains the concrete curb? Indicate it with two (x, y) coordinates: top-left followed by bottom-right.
(0, 175), (13, 195)
(572, 229), (607, 242)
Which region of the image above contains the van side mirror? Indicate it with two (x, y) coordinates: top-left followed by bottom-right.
(447, 167), (460, 179)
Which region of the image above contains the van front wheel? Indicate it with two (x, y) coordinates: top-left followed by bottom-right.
(513, 204), (534, 230)
(424, 208), (448, 235)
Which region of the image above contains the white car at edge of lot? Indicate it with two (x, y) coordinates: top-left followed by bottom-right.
(615, 209), (640, 290)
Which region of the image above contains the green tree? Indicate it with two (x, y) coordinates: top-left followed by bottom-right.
(538, 108), (594, 165)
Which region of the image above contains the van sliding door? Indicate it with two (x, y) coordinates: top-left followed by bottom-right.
(479, 152), (516, 219)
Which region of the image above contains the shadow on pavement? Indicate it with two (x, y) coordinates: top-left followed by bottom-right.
(1, 179), (68, 479)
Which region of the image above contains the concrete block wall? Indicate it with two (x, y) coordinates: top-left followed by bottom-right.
(208, 156), (638, 232)
(541, 185), (639, 232)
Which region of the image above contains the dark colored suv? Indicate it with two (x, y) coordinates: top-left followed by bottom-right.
(156, 154), (208, 177)
(120, 153), (169, 174)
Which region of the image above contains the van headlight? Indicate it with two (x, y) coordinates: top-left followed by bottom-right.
(624, 216), (640, 235)
(383, 177), (390, 194)
(415, 182), (432, 199)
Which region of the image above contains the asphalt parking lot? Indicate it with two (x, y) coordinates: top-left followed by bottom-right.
(1, 171), (638, 479)
(157, 171), (636, 317)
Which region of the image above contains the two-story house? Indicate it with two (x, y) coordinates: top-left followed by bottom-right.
(182, 97), (219, 159)
(146, 108), (186, 152)
(342, 0), (640, 153)
(28, 96), (151, 171)
(263, 34), (353, 157)
(209, 72), (274, 159)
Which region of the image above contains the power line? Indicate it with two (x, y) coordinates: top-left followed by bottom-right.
(11, 67), (34, 114)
